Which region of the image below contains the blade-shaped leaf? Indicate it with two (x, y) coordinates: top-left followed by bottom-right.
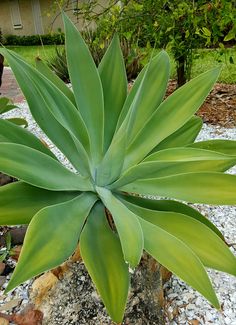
(0, 97), (18, 114)
(98, 34), (127, 152)
(0, 48), (90, 176)
(112, 147), (236, 188)
(119, 172), (236, 205)
(0, 143), (93, 191)
(6, 118), (28, 127)
(96, 187), (143, 267)
(139, 217), (220, 309)
(6, 192), (97, 292)
(124, 68), (221, 169)
(0, 181), (79, 225)
(35, 56), (76, 105)
(63, 13), (104, 165)
(125, 51), (170, 144)
(0, 119), (55, 159)
(118, 194), (224, 239)
(80, 202), (129, 323)
(123, 202), (236, 275)
(189, 139), (236, 155)
(151, 116), (203, 153)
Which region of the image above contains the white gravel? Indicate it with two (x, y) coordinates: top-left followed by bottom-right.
(1, 102), (236, 324)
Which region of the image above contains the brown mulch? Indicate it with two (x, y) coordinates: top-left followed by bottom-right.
(167, 81), (236, 128)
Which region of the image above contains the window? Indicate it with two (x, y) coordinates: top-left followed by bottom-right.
(9, 0), (22, 30)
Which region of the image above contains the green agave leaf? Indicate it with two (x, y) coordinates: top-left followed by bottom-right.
(6, 192), (97, 292)
(189, 139), (236, 155)
(120, 172), (236, 205)
(0, 97), (18, 114)
(123, 202), (236, 275)
(0, 119), (55, 159)
(95, 127), (127, 186)
(116, 51), (169, 130)
(63, 13), (104, 165)
(139, 217), (220, 309)
(35, 56), (76, 105)
(97, 187), (143, 268)
(151, 116), (203, 153)
(98, 34), (127, 152)
(124, 67), (221, 170)
(5, 118), (28, 128)
(125, 51), (170, 144)
(0, 181), (79, 225)
(118, 194), (224, 239)
(80, 202), (130, 323)
(112, 147), (236, 188)
(0, 48), (90, 176)
(0, 143), (92, 191)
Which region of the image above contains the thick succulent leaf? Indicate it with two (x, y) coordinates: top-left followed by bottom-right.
(116, 52), (168, 129)
(125, 51), (170, 144)
(6, 118), (28, 127)
(35, 57), (76, 105)
(80, 202), (129, 323)
(0, 119), (55, 159)
(63, 13), (104, 165)
(96, 127), (127, 186)
(0, 97), (18, 114)
(96, 187), (143, 267)
(0, 48), (90, 176)
(124, 68), (221, 169)
(139, 217), (220, 309)
(123, 202), (236, 275)
(6, 193), (97, 292)
(189, 139), (236, 155)
(0, 143), (92, 191)
(118, 194), (224, 239)
(0, 181), (79, 225)
(119, 172), (236, 205)
(98, 34), (127, 152)
(151, 116), (203, 153)
(112, 147), (236, 188)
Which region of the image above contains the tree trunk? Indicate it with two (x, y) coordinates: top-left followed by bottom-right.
(176, 55), (186, 88)
(30, 252), (166, 325)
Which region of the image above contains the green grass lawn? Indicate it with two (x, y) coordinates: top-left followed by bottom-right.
(5, 45), (236, 84)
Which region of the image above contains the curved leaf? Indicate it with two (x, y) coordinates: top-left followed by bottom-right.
(98, 34), (127, 152)
(6, 192), (97, 292)
(0, 48), (90, 176)
(0, 119), (55, 159)
(151, 116), (203, 153)
(123, 202), (236, 275)
(124, 67), (221, 169)
(80, 202), (129, 323)
(6, 118), (28, 127)
(97, 187), (143, 267)
(112, 147), (236, 188)
(139, 217), (220, 309)
(35, 56), (76, 105)
(189, 139), (236, 155)
(0, 143), (92, 191)
(0, 181), (79, 225)
(120, 172), (236, 205)
(118, 194), (224, 239)
(63, 13), (104, 165)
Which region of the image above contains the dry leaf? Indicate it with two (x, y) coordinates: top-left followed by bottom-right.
(189, 320), (200, 325)
(11, 309), (43, 325)
(0, 298), (22, 312)
(0, 263), (5, 276)
(0, 317), (9, 325)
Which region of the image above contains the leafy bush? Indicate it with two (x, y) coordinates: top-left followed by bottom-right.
(3, 33), (64, 46)
(47, 31), (145, 81)
(0, 14), (236, 323)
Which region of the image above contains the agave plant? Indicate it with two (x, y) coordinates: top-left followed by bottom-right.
(0, 14), (236, 323)
(0, 97), (27, 127)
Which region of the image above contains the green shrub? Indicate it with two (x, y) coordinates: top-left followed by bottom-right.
(0, 14), (236, 323)
(3, 33), (64, 46)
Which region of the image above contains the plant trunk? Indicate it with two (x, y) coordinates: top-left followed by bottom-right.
(31, 251), (167, 325)
(176, 55), (186, 87)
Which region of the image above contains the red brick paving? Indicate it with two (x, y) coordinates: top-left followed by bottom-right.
(0, 67), (25, 103)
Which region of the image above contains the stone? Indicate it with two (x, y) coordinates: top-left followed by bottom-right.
(30, 254), (165, 325)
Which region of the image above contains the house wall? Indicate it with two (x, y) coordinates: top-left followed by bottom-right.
(0, 0), (107, 37)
